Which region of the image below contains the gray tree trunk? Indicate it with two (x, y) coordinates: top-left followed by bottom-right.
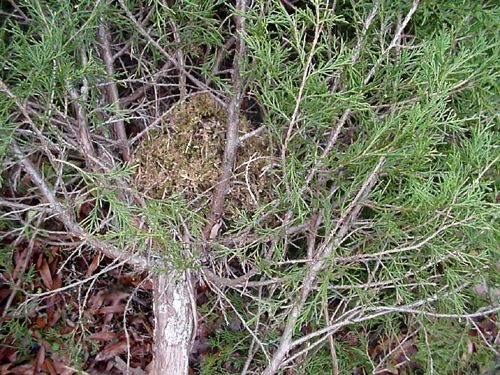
(152, 271), (193, 374)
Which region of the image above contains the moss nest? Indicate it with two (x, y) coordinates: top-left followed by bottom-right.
(134, 93), (274, 217)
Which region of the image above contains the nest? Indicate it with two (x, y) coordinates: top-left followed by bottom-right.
(134, 93), (274, 218)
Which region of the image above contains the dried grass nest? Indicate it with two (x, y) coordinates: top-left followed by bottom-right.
(133, 93), (275, 217)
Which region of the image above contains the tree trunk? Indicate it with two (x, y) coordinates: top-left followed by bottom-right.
(152, 270), (193, 374)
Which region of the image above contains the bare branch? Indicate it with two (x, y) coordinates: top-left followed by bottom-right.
(10, 140), (150, 270)
(322, 297), (339, 375)
(206, 0), (247, 236)
(97, 17), (131, 161)
(336, 217), (471, 264)
(262, 157), (385, 375)
(66, 81), (96, 165)
(117, 0), (225, 106)
(364, 0), (420, 85)
(170, 19), (187, 99)
(282, 286), (498, 367)
(351, 0), (381, 63)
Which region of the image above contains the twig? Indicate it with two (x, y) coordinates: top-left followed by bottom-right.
(336, 217), (471, 263)
(422, 326), (434, 374)
(2, 214), (44, 317)
(170, 19), (187, 99)
(128, 91), (203, 145)
(281, 297), (498, 369)
(468, 317), (499, 355)
(373, 329), (419, 374)
(22, 258), (127, 301)
(289, 284), (470, 350)
(281, 1), (325, 175)
(206, 0), (247, 236)
(364, 0), (420, 85)
(305, 0), (419, 187)
(241, 287), (264, 375)
(211, 36), (237, 77)
(10, 140), (150, 270)
(120, 61), (175, 107)
(239, 124), (265, 143)
(322, 297), (339, 375)
(203, 268), (283, 288)
(117, 0), (225, 106)
(351, 0), (381, 63)
(112, 6), (155, 61)
(97, 15), (131, 161)
(262, 157), (385, 374)
(66, 81), (96, 165)
(0, 199), (54, 214)
(205, 276), (271, 363)
(6, 0), (29, 21)
(124, 276), (152, 373)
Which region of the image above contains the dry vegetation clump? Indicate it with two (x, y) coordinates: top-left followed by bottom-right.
(134, 93), (275, 219)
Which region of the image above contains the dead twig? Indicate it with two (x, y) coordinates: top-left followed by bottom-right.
(97, 15), (131, 161)
(205, 0), (248, 237)
(117, 0), (225, 106)
(170, 19), (187, 99)
(120, 61), (175, 107)
(66, 81), (96, 166)
(281, 287), (498, 369)
(322, 297), (339, 375)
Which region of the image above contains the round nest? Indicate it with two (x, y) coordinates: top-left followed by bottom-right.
(134, 93), (274, 217)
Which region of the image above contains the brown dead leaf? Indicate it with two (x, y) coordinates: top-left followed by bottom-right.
(39, 259), (53, 290)
(34, 316), (47, 329)
(96, 340), (131, 362)
(59, 326), (74, 335)
(0, 338), (17, 363)
(9, 362), (35, 375)
(78, 200), (94, 220)
(89, 331), (119, 341)
(95, 305), (126, 315)
(114, 356), (146, 375)
(49, 245), (58, 259)
(132, 317), (154, 337)
(0, 364), (13, 373)
(0, 287), (11, 304)
(131, 343), (150, 357)
(86, 253), (101, 277)
(48, 308), (61, 327)
(35, 253), (43, 270)
(104, 291), (130, 304)
(12, 248), (29, 280)
(88, 291), (105, 309)
(51, 273), (62, 290)
(41, 357), (57, 375)
(50, 357), (76, 375)
(33, 344), (45, 374)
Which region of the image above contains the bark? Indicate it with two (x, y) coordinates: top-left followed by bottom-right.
(152, 270), (194, 375)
